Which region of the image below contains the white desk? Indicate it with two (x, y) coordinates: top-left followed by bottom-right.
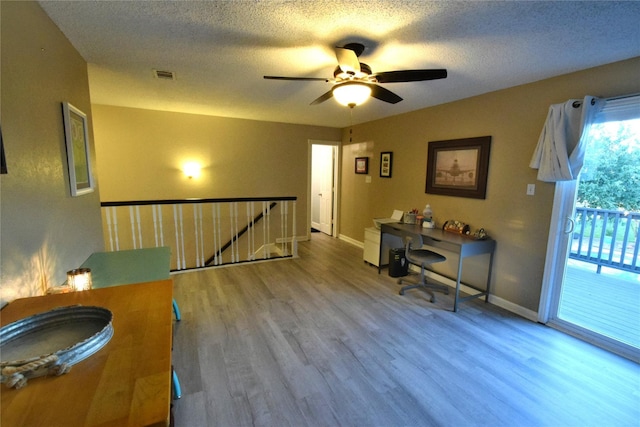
(380, 223), (496, 312)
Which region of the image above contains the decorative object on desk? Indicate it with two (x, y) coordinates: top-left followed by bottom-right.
(422, 204), (435, 228)
(443, 219), (471, 235)
(0, 306), (113, 389)
(404, 209), (419, 224)
(380, 151), (393, 178)
(67, 268), (92, 291)
(426, 136), (491, 199)
(473, 228), (489, 240)
(355, 156), (368, 174)
(62, 102), (94, 196)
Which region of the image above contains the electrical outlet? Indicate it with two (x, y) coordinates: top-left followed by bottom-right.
(527, 183), (535, 196)
(365, 175), (372, 183)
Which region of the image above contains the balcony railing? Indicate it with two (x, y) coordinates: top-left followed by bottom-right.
(100, 197), (297, 272)
(571, 207), (639, 274)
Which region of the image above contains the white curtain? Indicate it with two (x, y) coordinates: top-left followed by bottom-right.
(529, 95), (605, 182)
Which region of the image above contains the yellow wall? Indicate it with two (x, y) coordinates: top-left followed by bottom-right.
(340, 57), (640, 312)
(91, 105), (341, 241)
(0, 1), (104, 305)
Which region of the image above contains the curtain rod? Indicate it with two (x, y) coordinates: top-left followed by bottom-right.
(572, 92), (640, 108)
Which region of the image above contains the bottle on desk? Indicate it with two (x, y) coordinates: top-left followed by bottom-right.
(423, 204), (435, 228)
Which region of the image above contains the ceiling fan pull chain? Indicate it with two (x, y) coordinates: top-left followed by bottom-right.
(349, 108), (353, 143)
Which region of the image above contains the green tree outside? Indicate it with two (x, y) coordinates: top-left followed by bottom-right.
(578, 119), (640, 212)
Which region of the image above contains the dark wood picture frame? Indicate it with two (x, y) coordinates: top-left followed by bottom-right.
(380, 152), (392, 178)
(355, 157), (368, 174)
(425, 136), (491, 199)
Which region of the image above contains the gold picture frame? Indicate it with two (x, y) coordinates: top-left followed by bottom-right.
(63, 102), (94, 196)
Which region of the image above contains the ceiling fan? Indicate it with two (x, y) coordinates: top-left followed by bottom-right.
(264, 42), (447, 107)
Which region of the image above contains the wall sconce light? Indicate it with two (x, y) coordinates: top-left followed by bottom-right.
(332, 82), (372, 108)
(67, 268), (92, 291)
(182, 162), (201, 179)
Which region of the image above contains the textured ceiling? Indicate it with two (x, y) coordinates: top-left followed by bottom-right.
(38, 1), (640, 128)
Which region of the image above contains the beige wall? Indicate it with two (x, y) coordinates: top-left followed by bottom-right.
(340, 57), (640, 313)
(3, 1), (638, 317)
(91, 105), (341, 241)
(0, 2), (104, 305)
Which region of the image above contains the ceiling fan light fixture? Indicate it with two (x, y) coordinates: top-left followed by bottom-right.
(332, 82), (372, 107)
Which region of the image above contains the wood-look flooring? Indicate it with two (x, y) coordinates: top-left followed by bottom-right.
(171, 233), (640, 427)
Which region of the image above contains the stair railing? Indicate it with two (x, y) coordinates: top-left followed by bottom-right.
(101, 197), (297, 271)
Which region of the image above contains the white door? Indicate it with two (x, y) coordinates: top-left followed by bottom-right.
(311, 144), (335, 235)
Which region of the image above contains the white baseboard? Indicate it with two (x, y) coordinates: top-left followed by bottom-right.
(339, 234), (364, 248)
(334, 237), (539, 321)
(487, 294), (538, 321)
(417, 268), (538, 321)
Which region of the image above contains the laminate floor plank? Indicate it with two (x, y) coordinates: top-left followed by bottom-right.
(172, 233), (640, 426)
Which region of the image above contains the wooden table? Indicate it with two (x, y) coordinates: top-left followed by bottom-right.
(381, 222), (496, 312)
(1, 280), (173, 427)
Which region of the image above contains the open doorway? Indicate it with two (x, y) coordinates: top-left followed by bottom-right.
(310, 141), (339, 237)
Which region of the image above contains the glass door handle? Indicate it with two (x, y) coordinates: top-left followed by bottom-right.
(564, 217), (575, 234)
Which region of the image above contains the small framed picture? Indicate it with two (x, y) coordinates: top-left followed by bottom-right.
(62, 102), (94, 196)
(380, 151), (392, 178)
(355, 157), (368, 174)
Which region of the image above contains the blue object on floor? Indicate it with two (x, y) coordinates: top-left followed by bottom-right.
(172, 298), (181, 321)
(172, 369), (182, 400)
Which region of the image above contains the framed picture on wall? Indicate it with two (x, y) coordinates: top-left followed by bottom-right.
(380, 152), (392, 178)
(62, 102), (94, 196)
(355, 157), (368, 174)
(425, 136), (491, 199)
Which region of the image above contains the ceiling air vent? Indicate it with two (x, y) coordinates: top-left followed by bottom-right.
(153, 69), (176, 80)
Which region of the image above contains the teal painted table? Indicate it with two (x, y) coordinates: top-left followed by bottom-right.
(81, 247), (180, 321)
(81, 247), (171, 288)
(81, 246), (182, 399)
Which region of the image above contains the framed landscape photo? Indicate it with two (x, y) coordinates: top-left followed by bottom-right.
(425, 136), (491, 199)
(63, 102), (94, 196)
(355, 157), (368, 174)
(380, 152), (392, 178)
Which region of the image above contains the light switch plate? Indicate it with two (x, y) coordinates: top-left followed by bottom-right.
(527, 183), (535, 195)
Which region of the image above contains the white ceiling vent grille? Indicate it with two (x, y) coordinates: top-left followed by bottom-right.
(153, 69), (176, 80)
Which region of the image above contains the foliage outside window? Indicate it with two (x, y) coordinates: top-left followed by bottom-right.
(578, 118), (640, 212)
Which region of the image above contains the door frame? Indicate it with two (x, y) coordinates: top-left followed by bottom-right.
(307, 139), (340, 239)
(538, 180), (578, 323)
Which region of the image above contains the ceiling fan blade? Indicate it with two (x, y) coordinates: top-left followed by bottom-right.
(373, 69), (447, 83)
(335, 47), (360, 74)
(310, 89), (334, 105)
(264, 75), (330, 82)
(369, 84), (403, 104)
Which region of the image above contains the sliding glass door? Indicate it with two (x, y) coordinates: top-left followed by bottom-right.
(539, 96), (640, 361)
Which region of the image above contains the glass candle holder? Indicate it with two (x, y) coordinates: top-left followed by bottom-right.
(67, 268), (92, 291)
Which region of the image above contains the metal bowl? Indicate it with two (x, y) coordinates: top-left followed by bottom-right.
(0, 305), (113, 367)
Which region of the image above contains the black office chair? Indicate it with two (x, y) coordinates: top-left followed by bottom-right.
(398, 231), (449, 302)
